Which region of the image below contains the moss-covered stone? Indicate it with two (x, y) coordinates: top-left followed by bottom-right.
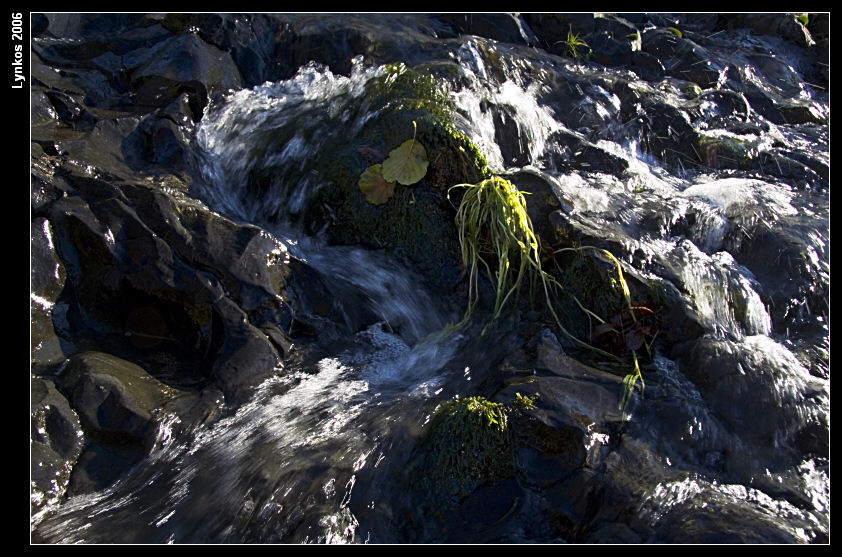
(302, 62), (491, 289)
(414, 396), (515, 501)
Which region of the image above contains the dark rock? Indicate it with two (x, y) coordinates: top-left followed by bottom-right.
(437, 13), (538, 47)
(671, 13), (722, 33)
(33, 15), (172, 67)
(524, 13), (636, 59)
(588, 31), (635, 68)
(206, 296), (282, 405)
(725, 13), (815, 49)
(56, 351), (173, 442)
(676, 336), (829, 476)
(124, 32), (241, 111)
(41, 90), (97, 132)
(36, 171), (291, 402)
(66, 437), (148, 495)
(481, 101), (531, 167)
(641, 28), (727, 88)
(695, 89), (751, 128)
(543, 128), (630, 175)
(121, 101), (195, 173)
(38, 13), (149, 41)
(191, 14), (281, 87)
(31, 376), (84, 514)
(732, 222), (828, 334)
(616, 93), (702, 171)
(628, 50), (665, 81)
(31, 217), (71, 370)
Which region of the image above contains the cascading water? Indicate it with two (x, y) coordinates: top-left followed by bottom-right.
(31, 15), (828, 544)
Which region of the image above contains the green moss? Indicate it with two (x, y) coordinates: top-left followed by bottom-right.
(415, 395), (515, 500)
(304, 62), (491, 287)
(550, 250), (625, 335)
(695, 130), (759, 170)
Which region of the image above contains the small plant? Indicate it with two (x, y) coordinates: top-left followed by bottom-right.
(553, 27), (590, 60)
(554, 246), (653, 419)
(796, 13), (809, 27)
(358, 121), (429, 205)
(513, 392), (538, 411)
(449, 176), (541, 329)
(666, 26), (682, 38)
(450, 176), (656, 420)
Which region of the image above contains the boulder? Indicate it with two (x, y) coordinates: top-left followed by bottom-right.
(31, 376), (84, 515)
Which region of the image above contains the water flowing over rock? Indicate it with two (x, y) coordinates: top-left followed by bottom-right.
(30, 13), (828, 544)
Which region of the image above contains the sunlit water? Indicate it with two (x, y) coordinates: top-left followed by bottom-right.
(33, 30), (828, 543)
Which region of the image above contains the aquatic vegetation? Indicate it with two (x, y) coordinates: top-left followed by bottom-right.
(513, 391), (538, 411)
(553, 246), (652, 418)
(450, 176), (655, 419)
(450, 176), (541, 329)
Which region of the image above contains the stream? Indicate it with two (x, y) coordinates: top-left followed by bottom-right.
(30, 14), (828, 544)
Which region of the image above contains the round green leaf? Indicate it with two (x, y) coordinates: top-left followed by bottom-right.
(359, 164), (396, 205)
(381, 139), (429, 185)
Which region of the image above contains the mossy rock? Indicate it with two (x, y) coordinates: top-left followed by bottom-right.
(412, 396), (516, 502)
(300, 62), (491, 289)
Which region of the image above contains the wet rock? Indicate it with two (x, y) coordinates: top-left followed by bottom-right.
(34, 168), (290, 403)
(641, 28), (727, 89)
(725, 13), (815, 49)
(732, 221), (828, 334)
(628, 50), (665, 82)
(437, 13), (538, 47)
(616, 90), (703, 170)
(637, 478), (811, 543)
(185, 13), (281, 87)
(524, 13), (637, 57)
(124, 31), (241, 111)
(480, 101), (532, 167)
(56, 351), (176, 442)
(41, 184), (217, 387)
(543, 128), (630, 175)
(31, 217), (70, 369)
(31, 377), (84, 515)
(676, 336), (829, 477)
(588, 31), (636, 68)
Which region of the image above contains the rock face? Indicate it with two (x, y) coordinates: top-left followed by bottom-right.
(30, 12), (828, 544)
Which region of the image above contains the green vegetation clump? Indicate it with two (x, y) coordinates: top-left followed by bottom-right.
(450, 176), (650, 419)
(417, 394), (533, 499)
(695, 129), (760, 170)
(561, 28), (591, 60)
(450, 176), (542, 330)
(306, 62), (491, 287)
